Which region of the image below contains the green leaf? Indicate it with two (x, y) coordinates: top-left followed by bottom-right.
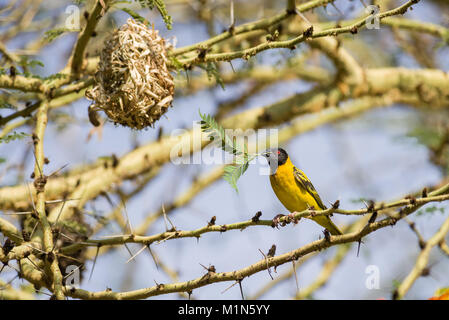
(59, 219), (89, 236)
(407, 126), (444, 149)
(44, 73), (68, 82)
(136, 0), (172, 29)
(199, 111), (257, 192)
(199, 62), (225, 90)
(392, 279), (401, 290)
(18, 56), (44, 69)
(168, 56), (184, 72)
(416, 205), (446, 216)
(199, 110), (237, 155)
(0, 99), (16, 110)
(44, 27), (71, 43)
(121, 7), (150, 25)
(349, 197), (371, 204)
(0, 131), (30, 144)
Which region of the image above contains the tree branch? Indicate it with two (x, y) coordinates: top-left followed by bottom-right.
(394, 216), (449, 299)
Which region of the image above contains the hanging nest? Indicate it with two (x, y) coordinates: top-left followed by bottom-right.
(86, 19), (174, 129)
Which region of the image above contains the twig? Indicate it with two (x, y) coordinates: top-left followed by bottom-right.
(394, 216), (449, 300)
(32, 100), (64, 300)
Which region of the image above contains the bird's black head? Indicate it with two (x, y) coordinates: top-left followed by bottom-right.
(262, 148), (288, 173)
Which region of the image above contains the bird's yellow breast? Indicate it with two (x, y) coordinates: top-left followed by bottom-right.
(269, 158), (319, 213)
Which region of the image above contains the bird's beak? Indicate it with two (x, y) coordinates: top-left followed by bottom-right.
(261, 151), (270, 157)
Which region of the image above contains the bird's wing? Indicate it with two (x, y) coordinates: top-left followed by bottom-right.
(293, 166), (327, 210)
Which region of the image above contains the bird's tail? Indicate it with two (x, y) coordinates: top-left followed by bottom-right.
(312, 215), (343, 236)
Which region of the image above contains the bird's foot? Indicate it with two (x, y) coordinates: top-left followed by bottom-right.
(271, 214), (286, 228)
(307, 205), (317, 217)
(288, 212), (300, 224)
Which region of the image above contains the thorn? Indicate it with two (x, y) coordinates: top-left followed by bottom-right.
(31, 150), (43, 178)
(126, 245), (147, 264)
(25, 182), (37, 213)
(356, 239), (364, 257)
(292, 260), (299, 295)
(290, 6), (312, 25)
(184, 68), (190, 84)
(45, 198), (80, 204)
(121, 199), (134, 235)
(259, 246), (275, 280)
(228, 0), (235, 34)
(154, 279), (164, 290)
(368, 211), (378, 224)
(229, 61), (235, 73)
(157, 126), (163, 141)
(88, 244), (101, 282)
(63, 264), (83, 280)
(199, 263), (216, 274)
(238, 279), (245, 300)
(147, 245), (159, 270)
(0, 263), (7, 275)
(330, 2), (343, 17)
(26, 256), (45, 276)
(364, 199), (375, 212)
(162, 203), (176, 232)
(123, 243), (134, 258)
(3, 211), (33, 216)
(54, 198), (67, 225)
(47, 164), (69, 178)
(323, 229), (331, 242)
(221, 280), (238, 294)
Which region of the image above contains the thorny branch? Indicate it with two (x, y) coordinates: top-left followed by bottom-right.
(58, 181), (449, 299)
(0, 0), (448, 300)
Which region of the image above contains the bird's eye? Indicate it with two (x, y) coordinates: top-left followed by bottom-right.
(277, 150), (281, 155)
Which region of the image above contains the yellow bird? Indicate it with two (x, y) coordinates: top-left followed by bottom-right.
(262, 148), (342, 235)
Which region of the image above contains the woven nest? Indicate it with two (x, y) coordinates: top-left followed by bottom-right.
(86, 19), (174, 129)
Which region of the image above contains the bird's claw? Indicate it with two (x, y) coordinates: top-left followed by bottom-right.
(288, 212), (300, 224)
(271, 214), (285, 228)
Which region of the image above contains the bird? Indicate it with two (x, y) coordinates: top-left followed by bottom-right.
(262, 147), (342, 235)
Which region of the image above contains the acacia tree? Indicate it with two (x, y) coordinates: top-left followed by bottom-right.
(0, 0), (449, 300)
